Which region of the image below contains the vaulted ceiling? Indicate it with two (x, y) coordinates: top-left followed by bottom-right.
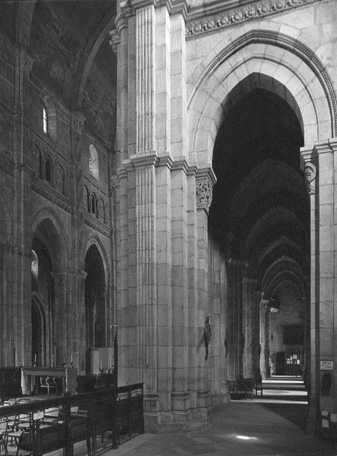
(2, 0), (117, 144)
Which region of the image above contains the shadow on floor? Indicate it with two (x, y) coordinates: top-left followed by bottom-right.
(261, 402), (308, 430)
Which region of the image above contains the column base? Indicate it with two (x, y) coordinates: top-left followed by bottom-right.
(305, 400), (319, 435)
(144, 389), (228, 432)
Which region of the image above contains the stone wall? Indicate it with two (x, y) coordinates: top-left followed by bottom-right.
(0, 1), (116, 374)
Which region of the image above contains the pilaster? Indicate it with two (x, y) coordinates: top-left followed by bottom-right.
(226, 259), (246, 381)
(136, 5), (156, 155)
(12, 47), (34, 367)
(195, 168), (215, 412)
(242, 277), (258, 379)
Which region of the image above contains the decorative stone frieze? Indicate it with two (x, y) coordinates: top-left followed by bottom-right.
(196, 168), (216, 213)
(186, 0), (318, 38)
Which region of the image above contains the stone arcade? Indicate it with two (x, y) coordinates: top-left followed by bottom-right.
(0, 0), (337, 433)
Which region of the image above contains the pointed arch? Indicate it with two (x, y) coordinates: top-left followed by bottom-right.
(189, 30), (336, 167)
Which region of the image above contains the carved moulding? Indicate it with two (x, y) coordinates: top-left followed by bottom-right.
(186, 0), (318, 38)
(196, 168), (216, 213)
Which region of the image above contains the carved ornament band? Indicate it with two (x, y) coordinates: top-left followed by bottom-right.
(186, 0), (319, 38)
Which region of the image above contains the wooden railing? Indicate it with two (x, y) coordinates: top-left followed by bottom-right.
(0, 383), (143, 456)
(0, 368), (21, 402)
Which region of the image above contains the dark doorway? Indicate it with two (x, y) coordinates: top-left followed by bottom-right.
(31, 299), (46, 366)
(85, 245), (106, 357)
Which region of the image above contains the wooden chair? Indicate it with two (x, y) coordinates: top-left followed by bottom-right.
(39, 377), (56, 395)
(0, 418), (8, 456)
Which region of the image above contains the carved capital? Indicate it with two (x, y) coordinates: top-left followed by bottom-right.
(304, 161), (317, 195)
(109, 29), (121, 52)
(196, 168), (216, 213)
(71, 111), (86, 136)
(20, 49), (34, 77)
(110, 175), (119, 191)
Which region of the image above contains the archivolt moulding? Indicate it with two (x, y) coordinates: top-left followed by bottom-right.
(189, 30), (336, 167)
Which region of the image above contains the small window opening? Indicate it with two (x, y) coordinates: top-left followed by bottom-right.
(31, 250), (39, 279)
(91, 193), (97, 215)
(89, 144), (99, 180)
(42, 107), (48, 134)
(38, 150), (43, 179)
(45, 158), (52, 183)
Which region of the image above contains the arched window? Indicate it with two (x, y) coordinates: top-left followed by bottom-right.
(85, 186), (90, 212)
(31, 250), (39, 292)
(91, 193), (98, 216)
(89, 144), (99, 180)
(45, 157), (52, 183)
(56, 164), (66, 195)
(31, 250), (39, 279)
(99, 198), (105, 223)
(42, 106), (48, 134)
(38, 149), (43, 179)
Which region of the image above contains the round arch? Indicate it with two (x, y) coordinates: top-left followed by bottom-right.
(189, 30), (336, 167)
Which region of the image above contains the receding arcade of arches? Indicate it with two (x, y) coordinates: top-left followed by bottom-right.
(84, 244), (106, 372)
(209, 74), (310, 391)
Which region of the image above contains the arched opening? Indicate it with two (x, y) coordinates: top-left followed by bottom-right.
(45, 157), (52, 183)
(32, 217), (63, 367)
(84, 245), (106, 371)
(209, 75), (309, 395)
(89, 144), (99, 180)
(31, 241), (54, 367)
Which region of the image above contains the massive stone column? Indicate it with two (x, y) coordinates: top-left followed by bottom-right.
(112, 0), (227, 430)
(208, 238), (228, 405)
(301, 140), (337, 431)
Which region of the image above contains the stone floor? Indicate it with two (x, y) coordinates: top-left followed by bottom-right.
(107, 402), (337, 456)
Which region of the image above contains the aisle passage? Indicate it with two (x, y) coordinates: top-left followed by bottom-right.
(107, 401), (336, 456)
